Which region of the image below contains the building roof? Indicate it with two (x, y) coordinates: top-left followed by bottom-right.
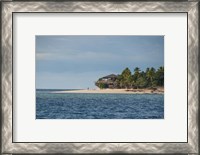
(102, 74), (117, 79)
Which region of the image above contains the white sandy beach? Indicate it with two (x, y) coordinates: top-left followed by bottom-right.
(52, 88), (164, 94)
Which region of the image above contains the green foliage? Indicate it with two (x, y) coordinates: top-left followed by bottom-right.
(132, 67), (140, 81)
(95, 82), (108, 89)
(154, 66), (164, 86)
(121, 68), (132, 89)
(121, 68), (132, 80)
(95, 66), (164, 89)
(135, 76), (148, 88)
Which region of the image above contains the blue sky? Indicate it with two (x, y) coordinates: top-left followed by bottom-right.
(36, 36), (164, 89)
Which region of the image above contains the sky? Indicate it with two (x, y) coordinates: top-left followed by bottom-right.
(36, 35), (164, 89)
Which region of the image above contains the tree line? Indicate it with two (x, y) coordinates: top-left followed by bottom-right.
(96, 66), (164, 89)
(117, 66), (164, 89)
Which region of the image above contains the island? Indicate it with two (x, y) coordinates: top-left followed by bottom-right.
(94, 66), (164, 94)
(53, 67), (164, 94)
(95, 67), (164, 89)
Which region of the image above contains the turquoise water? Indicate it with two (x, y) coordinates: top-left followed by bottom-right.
(36, 89), (164, 119)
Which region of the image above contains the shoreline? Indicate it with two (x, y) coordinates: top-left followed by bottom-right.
(52, 88), (164, 94)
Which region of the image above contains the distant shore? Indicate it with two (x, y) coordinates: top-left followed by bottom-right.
(52, 87), (164, 94)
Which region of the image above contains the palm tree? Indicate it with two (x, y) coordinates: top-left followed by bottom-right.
(121, 67), (132, 89)
(146, 67), (155, 87)
(134, 67), (140, 74)
(146, 67), (150, 73)
(155, 66), (164, 86)
(132, 67), (141, 88)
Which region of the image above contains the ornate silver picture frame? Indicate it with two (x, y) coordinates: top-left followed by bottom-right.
(1, 1), (199, 154)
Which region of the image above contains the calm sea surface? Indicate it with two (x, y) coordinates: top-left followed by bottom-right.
(36, 89), (164, 119)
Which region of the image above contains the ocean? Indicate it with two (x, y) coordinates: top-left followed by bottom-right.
(36, 89), (164, 119)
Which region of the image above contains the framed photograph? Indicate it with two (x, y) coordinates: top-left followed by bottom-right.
(1, 1), (199, 154)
